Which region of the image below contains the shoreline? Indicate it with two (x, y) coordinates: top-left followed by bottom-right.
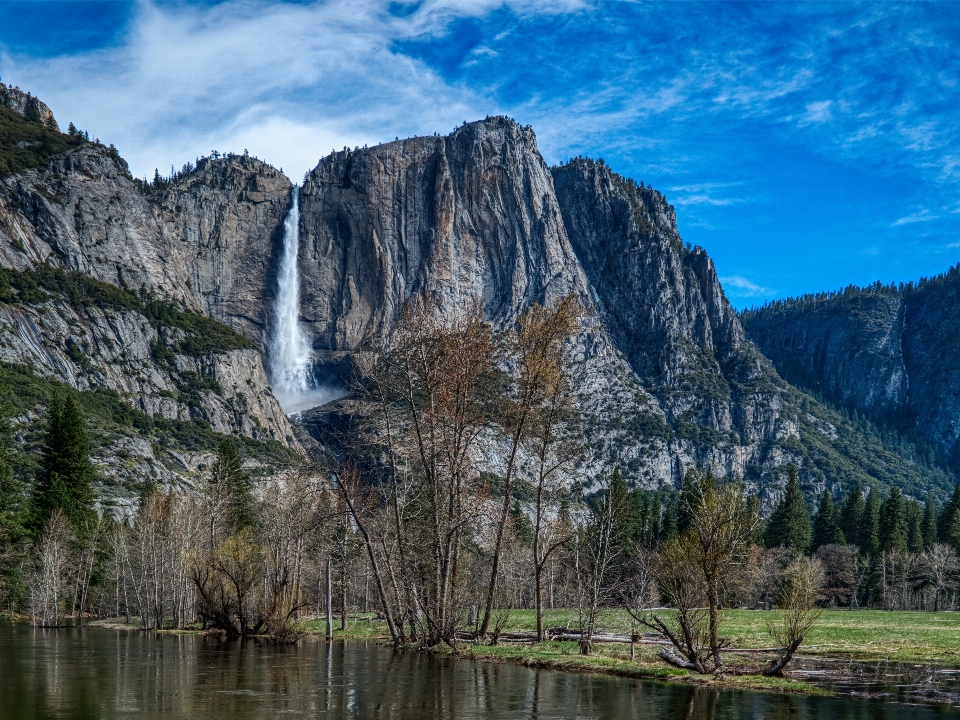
(12, 613), (958, 705)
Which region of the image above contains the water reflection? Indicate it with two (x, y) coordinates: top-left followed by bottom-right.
(0, 625), (951, 719)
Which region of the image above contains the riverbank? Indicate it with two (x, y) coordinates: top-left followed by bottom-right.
(301, 608), (960, 699)
(71, 608), (960, 702)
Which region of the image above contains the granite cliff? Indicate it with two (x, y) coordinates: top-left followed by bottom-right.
(291, 120), (951, 502)
(0, 85), (952, 507)
(742, 269), (960, 473)
(0, 96), (298, 499)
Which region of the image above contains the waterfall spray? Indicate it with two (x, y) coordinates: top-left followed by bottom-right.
(270, 186), (313, 411)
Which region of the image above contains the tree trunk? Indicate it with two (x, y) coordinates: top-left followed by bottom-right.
(325, 559), (333, 640)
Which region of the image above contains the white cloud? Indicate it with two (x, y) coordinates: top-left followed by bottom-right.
(720, 275), (774, 297)
(892, 210), (939, 227)
(0, 0), (576, 180)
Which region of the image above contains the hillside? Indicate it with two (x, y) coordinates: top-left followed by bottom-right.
(742, 267), (960, 478)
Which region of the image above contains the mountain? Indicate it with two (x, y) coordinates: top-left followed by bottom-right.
(290, 120), (952, 503)
(742, 268), (960, 476)
(0, 83), (298, 504)
(0, 83), (952, 508)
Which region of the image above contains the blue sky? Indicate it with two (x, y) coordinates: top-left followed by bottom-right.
(1, 1), (958, 307)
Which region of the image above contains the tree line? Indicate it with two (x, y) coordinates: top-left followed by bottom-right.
(3, 294), (960, 675)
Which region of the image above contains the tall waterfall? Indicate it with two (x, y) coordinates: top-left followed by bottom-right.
(269, 186), (334, 414)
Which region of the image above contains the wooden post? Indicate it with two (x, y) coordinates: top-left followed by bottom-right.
(325, 559), (333, 640)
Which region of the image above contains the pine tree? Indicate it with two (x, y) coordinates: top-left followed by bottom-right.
(764, 465), (811, 553)
(907, 504), (924, 554)
(839, 481), (865, 548)
(922, 494), (938, 550)
(677, 469), (703, 536)
(211, 439), (254, 531)
(0, 413), (25, 545)
(660, 498), (678, 545)
(879, 486), (908, 553)
(862, 489), (881, 556)
(938, 482), (960, 549)
(32, 393), (94, 533)
(811, 490), (843, 551)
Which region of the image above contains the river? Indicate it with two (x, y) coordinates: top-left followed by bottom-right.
(0, 624), (952, 719)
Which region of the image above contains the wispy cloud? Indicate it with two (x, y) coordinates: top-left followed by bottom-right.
(893, 210), (940, 227)
(720, 276), (774, 298)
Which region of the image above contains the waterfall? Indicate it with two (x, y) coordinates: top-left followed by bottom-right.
(269, 185), (337, 414)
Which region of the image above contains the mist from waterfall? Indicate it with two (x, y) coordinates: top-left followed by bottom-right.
(269, 185), (340, 415)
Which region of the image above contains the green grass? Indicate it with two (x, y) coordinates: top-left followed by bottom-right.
(319, 607), (960, 667)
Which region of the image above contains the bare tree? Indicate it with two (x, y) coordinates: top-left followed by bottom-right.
(764, 557), (824, 676)
(922, 545), (958, 612)
(639, 472), (759, 673)
(575, 472), (628, 655)
(479, 295), (584, 638)
(30, 509), (74, 627)
(351, 296), (501, 648)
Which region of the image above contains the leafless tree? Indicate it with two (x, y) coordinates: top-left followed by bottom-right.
(764, 557), (824, 676)
(639, 472), (760, 673)
(29, 509), (74, 627)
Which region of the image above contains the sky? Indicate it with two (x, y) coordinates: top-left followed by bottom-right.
(1, 1), (958, 308)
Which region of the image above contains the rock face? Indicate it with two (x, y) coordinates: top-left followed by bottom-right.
(1, 82), (58, 129)
(743, 270), (960, 467)
(297, 119), (586, 354)
(552, 160), (786, 448)
(1, 88), (951, 504)
(0, 123), (297, 462)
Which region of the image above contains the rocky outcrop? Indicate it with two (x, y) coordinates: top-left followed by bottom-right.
(743, 270), (960, 467)
(0, 142), (296, 453)
(552, 159), (786, 446)
(0, 82), (58, 129)
(297, 119), (587, 354)
(2, 85), (950, 504)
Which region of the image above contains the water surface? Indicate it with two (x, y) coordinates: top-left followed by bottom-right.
(0, 624), (951, 719)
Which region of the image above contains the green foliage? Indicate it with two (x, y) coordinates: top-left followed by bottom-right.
(862, 490), (881, 556)
(922, 495), (938, 550)
(33, 392), (95, 533)
(764, 466), (811, 552)
(811, 490), (843, 552)
(879, 486), (908, 553)
(211, 439), (255, 531)
(938, 483), (960, 553)
(839, 481), (865, 549)
(0, 412), (25, 544)
(0, 264), (254, 356)
(0, 105), (87, 177)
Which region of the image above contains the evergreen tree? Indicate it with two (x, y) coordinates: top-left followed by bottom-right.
(0, 413), (25, 546)
(907, 503), (924, 554)
(32, 393), (94, 533)
(811, 490), (843, 551)
(879, 486), (908, 553)
(0, 410), (27, 607)
(839, 481), (865, 548)
(660, 498), (678, 545)
(210, 439), (254, 531)
(764, 465), (811, 553)
(921, 494), (938, 550)
(938, 482), (960, 548)
(746, 494), (765, 547)
(862, 489), (881, 556)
